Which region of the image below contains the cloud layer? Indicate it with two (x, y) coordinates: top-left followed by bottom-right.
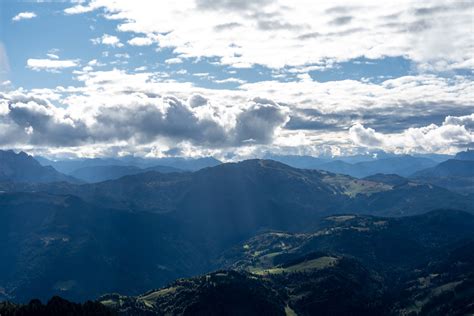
(0, 67), (472, 158)
(64, 0), (473, 71)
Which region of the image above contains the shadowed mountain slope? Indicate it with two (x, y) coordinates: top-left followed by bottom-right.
(0, 150), (78, 184)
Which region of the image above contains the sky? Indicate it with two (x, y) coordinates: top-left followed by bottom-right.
(0, 0), (473, 159)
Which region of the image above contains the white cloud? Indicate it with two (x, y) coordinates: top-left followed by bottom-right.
(46, 53), (59, 59)
(128, 37), (153, 46)
(214, 77), (246, 84)
(12, 12), (37, 22)
(92, 34), (124, 47)
(62, 0), (473, 71)
(64, 5), (95, 15)
(240, 75), (474, 117)
(165, 57), (183, 64)
(350, 120), (474, 154)
(349, 124), (383, 147)
(26, 58), (79, 72)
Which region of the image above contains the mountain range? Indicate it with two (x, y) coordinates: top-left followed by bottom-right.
(0, 149), (473, 315)
(37, 155), (221, 174)
(267, 153), (440, 178)
(69, 164), (183, 183)
(268, 150), (474, 194)
(412, 159), (474, 194)
(0, 150), (79, 184)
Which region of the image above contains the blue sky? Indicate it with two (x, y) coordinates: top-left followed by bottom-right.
(0, 0), (473, 158)
(2, 1), (424, 89)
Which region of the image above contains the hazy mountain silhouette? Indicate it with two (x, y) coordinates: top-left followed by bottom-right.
(412, 159), (474, 194)
(70, 164), (182, 183)
(37, 156), (221, 174)
(0, 150), (78, 184)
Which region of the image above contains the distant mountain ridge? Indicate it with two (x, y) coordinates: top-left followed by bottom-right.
(267, 153), (440, 178)
(454, 149), (474, 161)
(0, 150), (79, 184)
(414, 159), (474, 178)
(411, 159), (474, 194)
(37, 155), (221, 174)
(70, 164), (183, 183)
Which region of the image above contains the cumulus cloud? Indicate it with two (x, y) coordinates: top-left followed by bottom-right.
(12, 12), (37, 22)
(7, 100), (88, 146)
(349, 118), (474, 154)
(26, 58), (79, 72)
(0, 94), (88, 146)
(87, 95), (227, 146)
(234, 100), (289, 144)
(0, 83), (289, 151)
(444, 113), (474, 130)
(349, 124), (383, 147)
(188, 94), (208, 108)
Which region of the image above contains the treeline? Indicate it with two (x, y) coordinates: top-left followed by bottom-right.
(0, 296), (114, 316)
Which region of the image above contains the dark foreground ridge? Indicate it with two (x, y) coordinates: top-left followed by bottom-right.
(1, 210), (473, 316)
(0, 296), (114, 316)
